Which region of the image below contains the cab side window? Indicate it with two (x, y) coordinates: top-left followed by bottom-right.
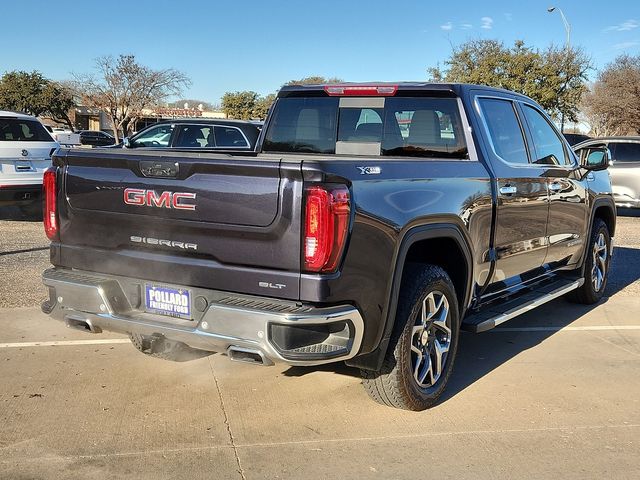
(478, 98), (529, 164)
(521, 105), (570, 165)
(214, 126), (248, 147)
(130, 124), (174, 148)
(174, 125), (213, 148)
(611, 142), (640, 162)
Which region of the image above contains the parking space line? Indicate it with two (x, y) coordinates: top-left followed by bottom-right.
(0, 339), (130, 348)
(0, 423), (636, 461)
(491, 325), (640, 332)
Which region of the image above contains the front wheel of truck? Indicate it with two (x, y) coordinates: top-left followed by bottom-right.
(361, 264), (460, 410)
(566, 218), (611, 305)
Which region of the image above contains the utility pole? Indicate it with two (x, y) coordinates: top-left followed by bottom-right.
(548, 6), (571, 132)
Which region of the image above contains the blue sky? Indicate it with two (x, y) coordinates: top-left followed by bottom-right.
(1, 0), (639, 105)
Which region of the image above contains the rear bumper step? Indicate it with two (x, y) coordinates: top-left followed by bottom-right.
(42, 268), (364, 366)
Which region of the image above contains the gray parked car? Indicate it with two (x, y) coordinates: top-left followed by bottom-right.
(574, 137), (640, 208)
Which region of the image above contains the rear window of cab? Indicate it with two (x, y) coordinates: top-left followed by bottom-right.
(262, 96), (468, 158)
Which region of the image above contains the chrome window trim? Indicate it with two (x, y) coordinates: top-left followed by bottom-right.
(456, 97), (478, 162)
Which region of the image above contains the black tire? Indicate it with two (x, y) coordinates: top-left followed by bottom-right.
(361, 264), (460, 410)
(566, 218), (611, 304)
(128, 333), (213, 362)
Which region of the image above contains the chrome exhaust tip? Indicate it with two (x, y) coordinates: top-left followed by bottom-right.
(65, 316), (102, 334)
(227, 346), (272, 366)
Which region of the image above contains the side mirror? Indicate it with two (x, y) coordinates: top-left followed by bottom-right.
(123, 137), (131, 148)
(581, 147), (610, 171)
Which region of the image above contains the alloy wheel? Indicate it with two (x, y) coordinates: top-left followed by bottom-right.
(410, 291), (452, 388)
(591, 232), (608, 292)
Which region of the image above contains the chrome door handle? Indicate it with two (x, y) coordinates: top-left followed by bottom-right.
(499, 185), (517, 195)
(549, 182), (563, 191)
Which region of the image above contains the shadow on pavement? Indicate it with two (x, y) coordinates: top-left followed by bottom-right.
(617, 207), (640, 218)
(606, 246), (640, 297)
(440, 300), (599, 403)
(283, 245), (640, 404)
(0, 205), (42, 222)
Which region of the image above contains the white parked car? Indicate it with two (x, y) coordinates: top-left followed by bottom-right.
(44, 125), (81, 146)
(0, 111), (59, 215)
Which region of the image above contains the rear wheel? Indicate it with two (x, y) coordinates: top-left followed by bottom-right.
(361, 264), (460, 410)
(128, 333), (213, 362)
(567, 218), (611, 304)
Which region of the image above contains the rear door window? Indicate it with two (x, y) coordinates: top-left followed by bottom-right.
(611, 142), (640, 162)
(478, 98), (529, 164)
(174, 125), (213, 148)
(214, 126), (249, 147)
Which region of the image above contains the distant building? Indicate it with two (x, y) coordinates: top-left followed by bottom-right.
(72, 105), (226, 135)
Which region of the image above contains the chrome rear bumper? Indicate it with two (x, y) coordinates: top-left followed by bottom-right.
(42, 268), (364, 366)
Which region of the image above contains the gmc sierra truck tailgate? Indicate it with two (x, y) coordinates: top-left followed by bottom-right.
(52, 148), (303, 300)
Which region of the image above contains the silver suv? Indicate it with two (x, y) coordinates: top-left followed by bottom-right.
(574, 137), (640, 208)
(0, 111), (59, 215)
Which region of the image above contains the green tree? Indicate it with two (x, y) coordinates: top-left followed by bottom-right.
(221, 91), (260, 120)
(252, 93), (276, 120)
(582, 54), (640, 136)
(428, 39), (590, 126)
(285, 76), (343, 86)
(0, 70), (75, 129)
(72, 55), (190, 142)
(222, 77), (343, 120)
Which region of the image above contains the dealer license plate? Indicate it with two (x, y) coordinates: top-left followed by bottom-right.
(145, 285), (192, 320)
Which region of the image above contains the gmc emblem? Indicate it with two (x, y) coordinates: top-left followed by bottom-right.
(123, 188), (196, 210)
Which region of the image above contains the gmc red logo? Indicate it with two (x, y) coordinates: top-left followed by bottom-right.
(123, 188), (196, 210)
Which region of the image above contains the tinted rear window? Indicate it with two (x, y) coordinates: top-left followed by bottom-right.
(612, 142), (640, 162)
(263, 97), (339, 154)
(0, 118), (53, 142)
(263, 96), (467, 158)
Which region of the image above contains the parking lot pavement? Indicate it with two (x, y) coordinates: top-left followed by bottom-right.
(1, 212), (639, 479)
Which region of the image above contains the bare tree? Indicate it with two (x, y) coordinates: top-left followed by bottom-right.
(73, 55), (190, 142)
(582, 54), (640, 136)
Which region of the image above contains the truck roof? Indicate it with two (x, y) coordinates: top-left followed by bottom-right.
(277, 82), (532, 100)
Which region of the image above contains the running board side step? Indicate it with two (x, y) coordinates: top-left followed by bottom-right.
(462, 278), (584, 333)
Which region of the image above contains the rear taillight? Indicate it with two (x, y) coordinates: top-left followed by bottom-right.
(43, 167), (58, 241)
(304, 185), (350, 272)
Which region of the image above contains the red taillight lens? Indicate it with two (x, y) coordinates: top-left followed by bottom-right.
(324, 85), (398, 96)
(43, 167), (58, 241)
(304, 185), (350, 272)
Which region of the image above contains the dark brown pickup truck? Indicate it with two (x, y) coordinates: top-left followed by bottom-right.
(42, 83), (615, 410)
